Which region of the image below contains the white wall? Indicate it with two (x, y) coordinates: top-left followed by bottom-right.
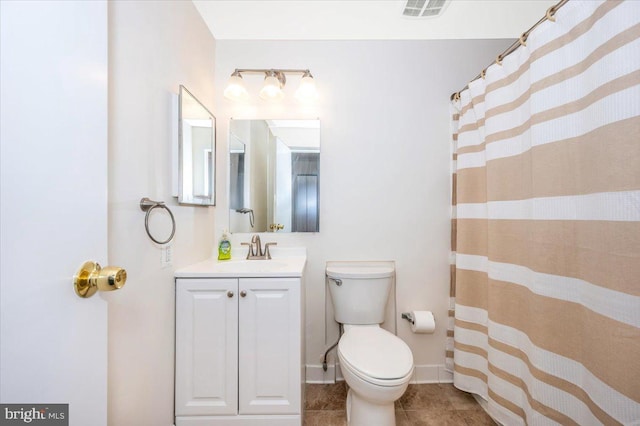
(107, 2), (216, 425)
(214, 39), (511, 382)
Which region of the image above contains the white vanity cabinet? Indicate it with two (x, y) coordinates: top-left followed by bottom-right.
(175, 272), (304, 426)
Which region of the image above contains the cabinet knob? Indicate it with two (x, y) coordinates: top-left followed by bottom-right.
(240, 290), (247, 298)
(227, 291), (234, 298)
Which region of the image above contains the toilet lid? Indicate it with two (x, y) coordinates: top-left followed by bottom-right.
(338, 327), (413, 380)
(326, 264), (394, 279)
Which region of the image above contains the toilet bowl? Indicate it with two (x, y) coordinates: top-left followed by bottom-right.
(327, 262), (414, 426)
(338, 325), (413, 425)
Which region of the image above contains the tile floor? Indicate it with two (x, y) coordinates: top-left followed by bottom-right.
(304, 382), (497, 426)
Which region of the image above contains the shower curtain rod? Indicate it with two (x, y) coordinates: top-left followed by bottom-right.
(450, 0), (570, 101)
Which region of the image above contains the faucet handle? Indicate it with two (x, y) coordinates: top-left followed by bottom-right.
(241, 242), (253, 258)
(264, 242), (277, 260)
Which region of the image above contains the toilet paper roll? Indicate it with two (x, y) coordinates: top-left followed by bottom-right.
(411, 311), (436, 334)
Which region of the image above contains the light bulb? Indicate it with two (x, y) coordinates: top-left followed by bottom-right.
(259, 75), (284, 101)
(224, 74), (248, 101)
(295, 75), (319, 102)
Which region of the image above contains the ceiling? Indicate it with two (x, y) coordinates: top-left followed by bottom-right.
(193, 0), (557, 40)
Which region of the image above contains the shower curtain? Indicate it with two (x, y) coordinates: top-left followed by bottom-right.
(448, 1), (640, 424)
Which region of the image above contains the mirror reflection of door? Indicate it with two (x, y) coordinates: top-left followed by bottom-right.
(229, 145), (245, 211)
(204, 149), (213, 197)
(291, 153), (319, 232)
(189, 126), (212, 199)
(229, 119), (320, 233)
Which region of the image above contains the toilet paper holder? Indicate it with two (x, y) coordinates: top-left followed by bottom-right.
(401, 312), (415, 325)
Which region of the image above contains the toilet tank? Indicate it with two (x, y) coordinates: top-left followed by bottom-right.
(326, 262), (394, 325)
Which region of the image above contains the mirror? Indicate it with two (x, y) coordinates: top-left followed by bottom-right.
(229, 119), (320, 233)
(178, 85), (216, 205)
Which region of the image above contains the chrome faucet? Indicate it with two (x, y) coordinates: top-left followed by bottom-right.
(251, 234), (262, 257)
(241, 234), (277, 260)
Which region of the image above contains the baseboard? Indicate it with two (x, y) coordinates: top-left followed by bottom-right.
(411, 364), (453, 384)
(306, 364), (453, 384)
(305, 364), (340, 384)
(176, 415), (300, 425)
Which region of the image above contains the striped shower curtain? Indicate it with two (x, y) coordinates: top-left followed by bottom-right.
(448, 1), (640, 425)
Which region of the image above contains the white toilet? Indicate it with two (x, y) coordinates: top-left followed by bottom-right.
(326, 262), (414, 426)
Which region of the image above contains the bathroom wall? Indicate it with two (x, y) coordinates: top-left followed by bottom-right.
(214, 39), (511, 383)
(107, 2), (216, 425)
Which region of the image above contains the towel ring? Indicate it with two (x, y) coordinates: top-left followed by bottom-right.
(140, 197), (176, 245)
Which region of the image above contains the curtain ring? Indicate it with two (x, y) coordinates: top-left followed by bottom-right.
(519, 33), (527, 47)
(453, 92), (460, 102)
(140, 197), (176, 245)
(480, 69), (486, 79)
(496, 55), (503, 66)
(546, 5), (557, 22)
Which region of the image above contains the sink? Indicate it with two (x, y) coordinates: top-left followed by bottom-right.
(212, 260), (289, 273)
(174, 249), (307, 278)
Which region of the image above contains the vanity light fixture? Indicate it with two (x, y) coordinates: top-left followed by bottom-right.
(223, 70), (249, 101)
(224, 68), (318, 102)
(259, 70), (285, 101)
(295, 70), (319, 102)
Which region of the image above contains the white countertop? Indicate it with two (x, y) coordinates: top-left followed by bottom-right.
(175, 247), (307, 278)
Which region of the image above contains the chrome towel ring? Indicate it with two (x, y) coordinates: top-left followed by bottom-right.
(139, 197), (176, 245)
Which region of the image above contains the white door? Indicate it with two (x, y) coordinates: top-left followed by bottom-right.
(175, 279), (238, 416)
(274, 138), (293, 231)
(1, 2), (109, 425)
(238, 278), (301, 415)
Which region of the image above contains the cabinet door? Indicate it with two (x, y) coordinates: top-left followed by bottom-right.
(238, 278), (301, 415)
(175, 279), (238, 416)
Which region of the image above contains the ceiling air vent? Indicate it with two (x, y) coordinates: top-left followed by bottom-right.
(402, 0), (450, 18)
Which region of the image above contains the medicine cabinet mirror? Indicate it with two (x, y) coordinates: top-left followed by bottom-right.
(229, 119), (320, 233)
(178, 85), (216, 206)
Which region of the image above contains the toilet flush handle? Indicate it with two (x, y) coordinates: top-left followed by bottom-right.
(328, 277), (342, 286)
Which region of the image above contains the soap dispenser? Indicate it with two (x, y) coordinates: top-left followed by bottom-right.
(218, 231), (231, 261)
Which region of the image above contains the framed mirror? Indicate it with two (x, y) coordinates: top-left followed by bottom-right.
(178, 85), (216, 206)
(229, 119), (320, 233)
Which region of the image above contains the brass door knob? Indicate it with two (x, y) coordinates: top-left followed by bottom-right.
(74, 261), (127, 298)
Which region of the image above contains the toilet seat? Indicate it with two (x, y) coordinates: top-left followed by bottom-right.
(338, 327), (413, 387)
